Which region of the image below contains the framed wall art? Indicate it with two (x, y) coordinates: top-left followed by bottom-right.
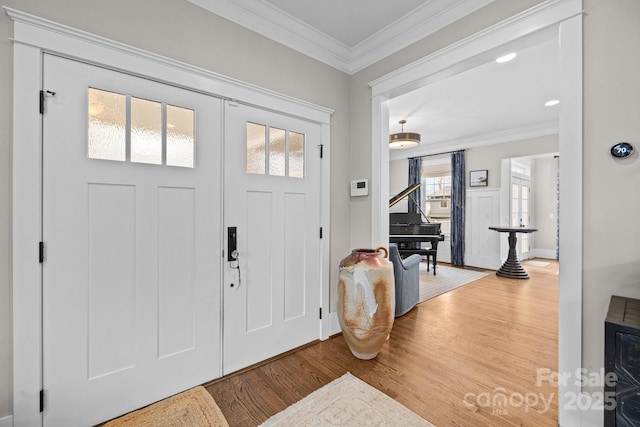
(469, 170), (488, 187)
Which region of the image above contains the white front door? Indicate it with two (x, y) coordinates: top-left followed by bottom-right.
(511, 177), (532, 259)
(42, 54), (222, 426)
(223, 102), (322, 374)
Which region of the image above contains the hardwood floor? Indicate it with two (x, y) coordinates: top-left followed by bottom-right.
(206, 260), (559, 426)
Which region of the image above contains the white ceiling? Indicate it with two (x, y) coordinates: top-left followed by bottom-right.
(389, 34), (560, 155)
(188, 0), (560, 154)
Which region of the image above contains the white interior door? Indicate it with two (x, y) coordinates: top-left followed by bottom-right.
(223, 102), (321, 375)
(511, 177), (532, 259)
(42, 54), (222, 426)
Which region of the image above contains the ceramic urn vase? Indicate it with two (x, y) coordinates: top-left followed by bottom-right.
(338, 247), (395, 359)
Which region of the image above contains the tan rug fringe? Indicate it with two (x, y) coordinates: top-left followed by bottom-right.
(260, 372), (433, 426)
(102, 386), (229, 427)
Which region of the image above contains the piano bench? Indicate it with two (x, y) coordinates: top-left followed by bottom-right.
(397, 248), (438, 275)
(424, 249), (437, 275)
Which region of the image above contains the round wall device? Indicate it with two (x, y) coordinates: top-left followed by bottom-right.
(611, 142), (634, 158)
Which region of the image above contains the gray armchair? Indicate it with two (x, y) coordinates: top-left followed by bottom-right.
(389, 243), (422, 317)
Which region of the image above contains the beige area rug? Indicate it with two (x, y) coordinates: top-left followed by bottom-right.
(260, 373), (433, 426)
(102, 386), (229, 427)
(419, 263), (488, 302)
(521, 259), (551, 268)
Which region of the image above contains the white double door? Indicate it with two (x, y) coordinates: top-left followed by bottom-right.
(42, 55), (321, 426)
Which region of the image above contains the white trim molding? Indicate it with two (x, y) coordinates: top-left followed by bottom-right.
(557, 10), (584, 427)
(0, 415), (13, 427)
(187, 0), (495, 75)
(370, 0), (583, 97)
(533, 249), (558, 260)
(6, 7), (332, 426)
(5, 7), (333, 125)
(319, 122), (334, 340)
(369, 0), (583, 425)
(389, 120), (559, 161)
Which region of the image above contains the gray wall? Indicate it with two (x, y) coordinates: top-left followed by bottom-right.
(582, 0), (640, 393)
(465, 135), (559, 188)
(0, 0), (352, 417)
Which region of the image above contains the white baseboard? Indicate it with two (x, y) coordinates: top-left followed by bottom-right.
(533, 249), (557, 260)
(464, 255), (501, 271)
(328, 312), (341, 336)
(0, 415), (13, 427)
(321, 311), (342, 340)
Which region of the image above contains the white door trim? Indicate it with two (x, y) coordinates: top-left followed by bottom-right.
(368, 0), (583, 425)
(7, 8), (332, 425)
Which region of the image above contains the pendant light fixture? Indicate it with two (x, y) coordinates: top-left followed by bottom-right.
(389, 120), (420, 149)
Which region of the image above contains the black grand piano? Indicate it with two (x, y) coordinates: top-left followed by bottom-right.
(389, 184), (444, 275)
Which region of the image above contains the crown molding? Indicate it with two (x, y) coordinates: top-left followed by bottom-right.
(389, 120), (559, 161)
(187, 0), (495, 75)
(187, 0), (353, 72)
(350, 0), (494, 74)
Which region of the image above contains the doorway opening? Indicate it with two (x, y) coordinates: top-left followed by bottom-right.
(370, 2), (583, 424)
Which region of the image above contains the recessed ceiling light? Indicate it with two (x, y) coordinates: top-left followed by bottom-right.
(496, 52), (517, 63)
(545, 99), (560, 107)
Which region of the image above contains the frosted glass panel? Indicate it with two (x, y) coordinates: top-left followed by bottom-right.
(289, 131), (304, 178)
(269, 128), (286, 177)
(131, 97), (162, 165)
(247, 122), (266, 175)
(88, 88), (126, 161)
(167, 105), (195, 168)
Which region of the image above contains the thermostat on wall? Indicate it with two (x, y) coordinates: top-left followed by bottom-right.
(611, 142), (634, 158)
(350, 179), (368, 197)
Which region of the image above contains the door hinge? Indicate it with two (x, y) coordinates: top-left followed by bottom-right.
(319, 307), (322, 319)
(319, 227), (323, 239)
(40, 389), (45, 412)
(39, 90), (56, 114)
(39, 242), (45, 263)
(319, 144), (324, 159)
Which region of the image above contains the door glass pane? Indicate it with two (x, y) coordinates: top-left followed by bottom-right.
(289, 131), (304, 178)
(247, 122), (266, 174)
(167, 105), (195, 168)
(511, 183), (519, 227)
(88, 88), (126, 161)
(521, 185), (530, 252)
(521, 187), (529, 225)
(131, 97), (162, 165)
(269, 127), (286, 177)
